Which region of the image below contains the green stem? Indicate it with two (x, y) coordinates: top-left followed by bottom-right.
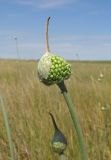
(57, 81), (88, 160)
(0, 95), (15, 160)
(102, 104), (110, 158)
(60, 154), (65, 160)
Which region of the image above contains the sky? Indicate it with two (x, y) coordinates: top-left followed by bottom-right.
(0, 0), (111, 60)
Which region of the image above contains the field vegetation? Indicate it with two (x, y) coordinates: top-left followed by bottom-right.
(0, 60), (111, 160)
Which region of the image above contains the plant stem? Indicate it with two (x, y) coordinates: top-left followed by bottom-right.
(0, 95), (15, 160)
(60, 154), (65, 160)
(57, 81), (88, 160)
(102, 104), (110, 158)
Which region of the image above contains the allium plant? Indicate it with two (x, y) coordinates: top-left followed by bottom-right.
(38, 17), (71, 86)
(37, 17), (88, 160)
(49, 113), (67, 156)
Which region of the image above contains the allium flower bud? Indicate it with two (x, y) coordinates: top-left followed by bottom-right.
(49, 113), (67, 155)
(52, 137), (67, 155)
(38, 53), (71, 85)
(37, 17), (71, 85)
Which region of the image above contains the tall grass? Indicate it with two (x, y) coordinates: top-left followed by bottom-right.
(0, 95), (14, 160)
(0, 60), (111, 159)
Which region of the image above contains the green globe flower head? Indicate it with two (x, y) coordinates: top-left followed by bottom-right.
(52, 129), (67, 155)
(52, 141), (67, 155)
(37, 52), (71, 85)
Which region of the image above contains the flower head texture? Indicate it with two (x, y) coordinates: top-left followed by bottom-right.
(52, 128), (67, 155)
(38, 53), (71, 85)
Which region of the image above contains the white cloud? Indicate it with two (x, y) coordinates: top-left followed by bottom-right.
(19, 42), (42, 49)
(103, 43), (111, 47)
(15, 0), (74, 9)
(52, 35), (111, 41)
(1, 31), (111, 60)
(16, 0), (34, 6)
(39, 0), (74, 9)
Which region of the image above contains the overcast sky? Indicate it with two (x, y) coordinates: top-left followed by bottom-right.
(0, 0), (111, 60)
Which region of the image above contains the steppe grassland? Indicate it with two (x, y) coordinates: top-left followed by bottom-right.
(0, 60), (111, 160)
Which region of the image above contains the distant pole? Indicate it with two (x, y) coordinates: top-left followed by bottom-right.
(76, 53), (80, 61)
(14, 37), (21, 79)
(14, 37), (20, 59)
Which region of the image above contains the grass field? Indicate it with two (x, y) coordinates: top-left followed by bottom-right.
(0, 60), (111, 160)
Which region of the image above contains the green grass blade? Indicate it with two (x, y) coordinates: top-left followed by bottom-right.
(0, 95), (15, 160)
